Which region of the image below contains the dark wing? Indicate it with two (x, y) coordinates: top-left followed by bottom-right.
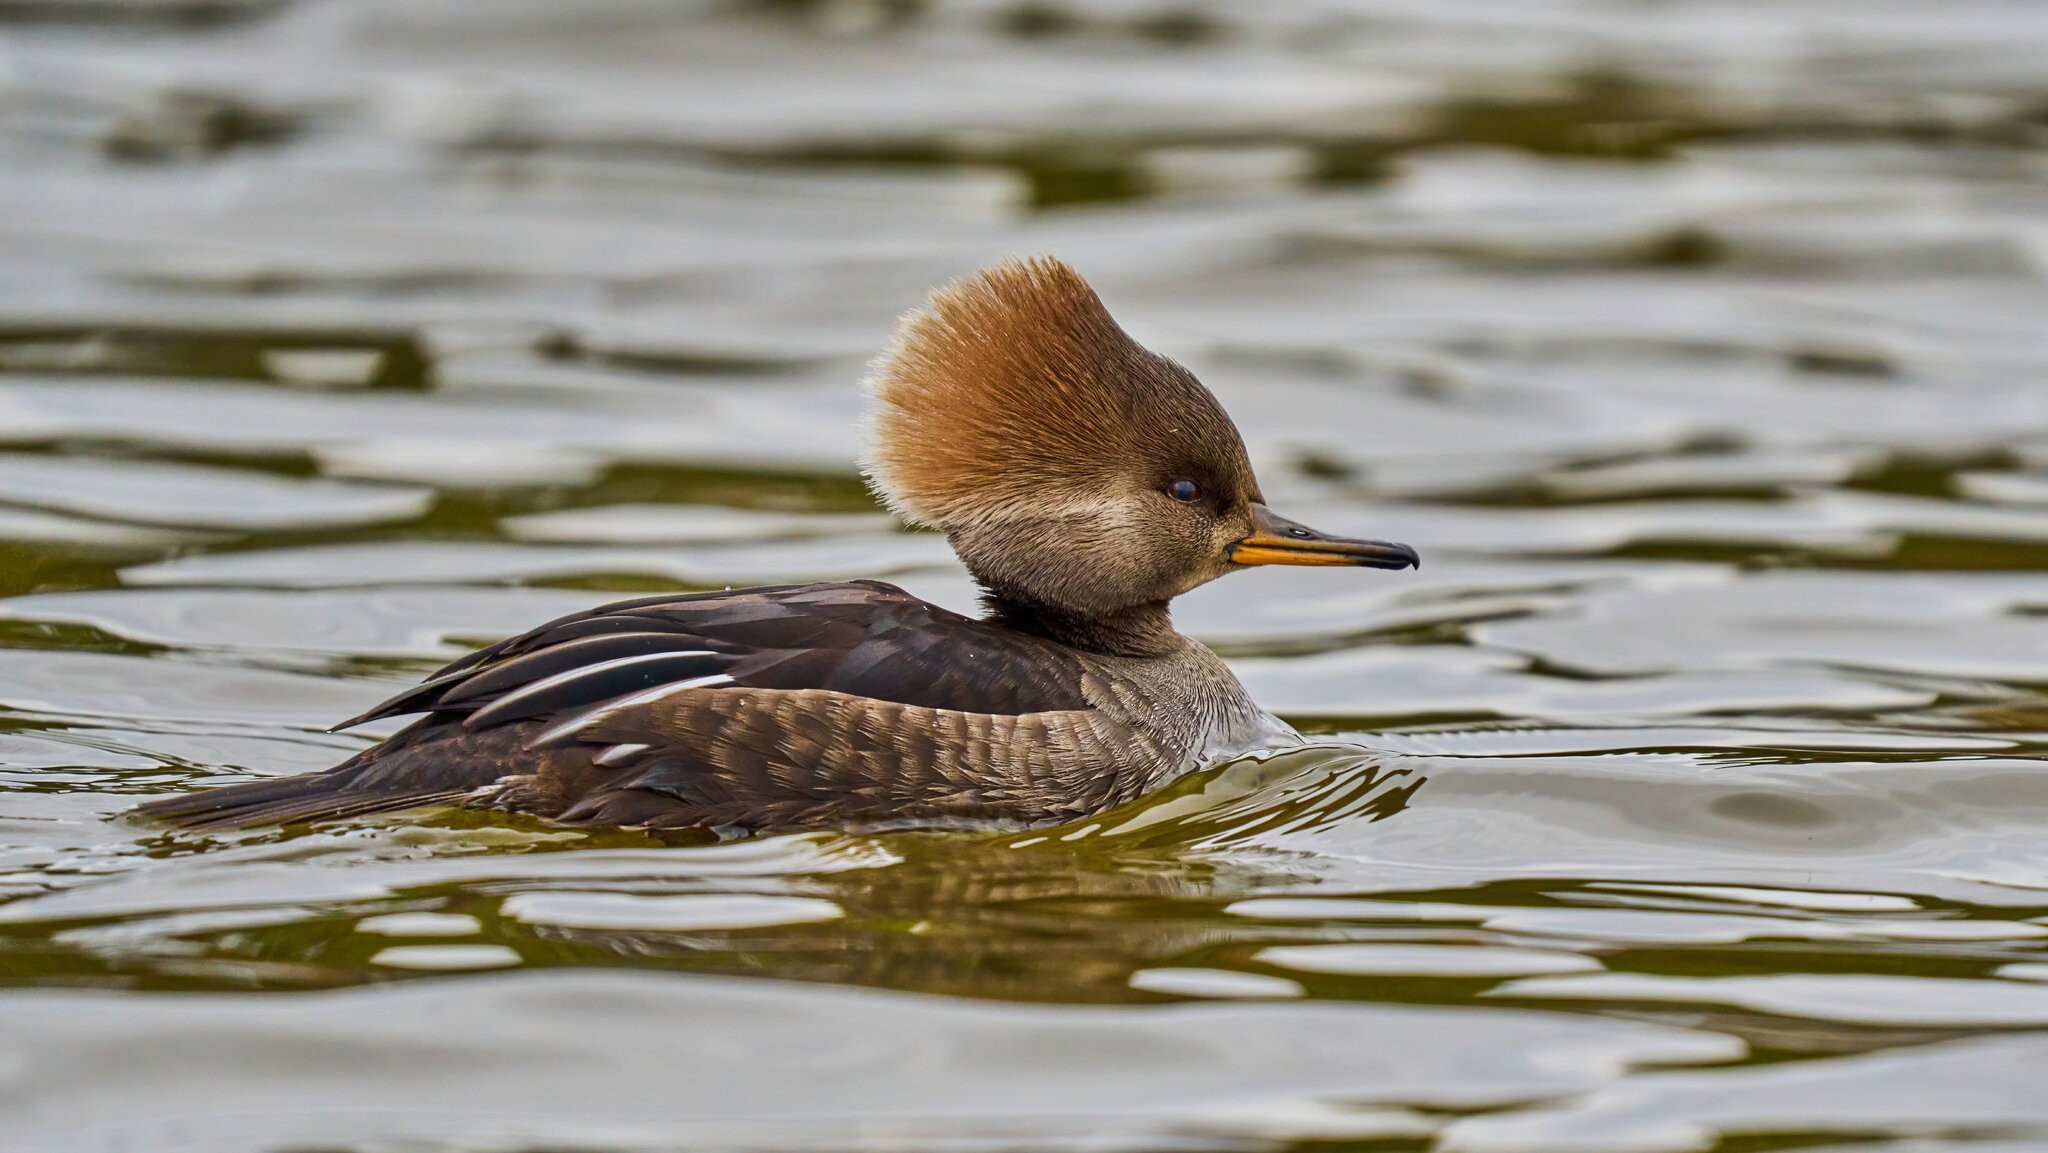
(333, 579), (1095, 731)
(133, 581), (1136, 831)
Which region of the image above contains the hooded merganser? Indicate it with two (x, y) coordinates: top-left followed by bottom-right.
(135, 258), (1418, 834)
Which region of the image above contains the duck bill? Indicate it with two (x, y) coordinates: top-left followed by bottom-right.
(1228, 504), (1420, 570)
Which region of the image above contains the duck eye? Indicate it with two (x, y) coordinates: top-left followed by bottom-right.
(1166, 479), (1202, 503)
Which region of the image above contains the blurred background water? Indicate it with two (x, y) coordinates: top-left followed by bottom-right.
(4, 1), (2048, 1150)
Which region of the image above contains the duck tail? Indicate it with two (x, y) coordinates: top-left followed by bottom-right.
(129, 772), (463, 830)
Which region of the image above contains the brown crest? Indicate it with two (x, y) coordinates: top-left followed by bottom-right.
(861, 256), (1252, 529)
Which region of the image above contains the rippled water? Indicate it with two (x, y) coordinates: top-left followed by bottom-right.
(5, 2), (2048, 1150)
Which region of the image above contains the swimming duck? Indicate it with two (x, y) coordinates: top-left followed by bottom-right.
(136, 258), (1418, 834)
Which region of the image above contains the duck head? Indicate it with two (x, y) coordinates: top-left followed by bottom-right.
(862, 257), (1417, 648)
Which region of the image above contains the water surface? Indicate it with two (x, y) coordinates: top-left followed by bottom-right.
(4, 2), (2048, 1151)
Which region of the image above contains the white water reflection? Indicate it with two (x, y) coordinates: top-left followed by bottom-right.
(1442, 1032), (2048, 1153)
(0, 968), (1741, 1153)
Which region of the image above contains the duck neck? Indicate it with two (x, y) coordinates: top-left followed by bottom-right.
(981, 594), (1184, 659)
